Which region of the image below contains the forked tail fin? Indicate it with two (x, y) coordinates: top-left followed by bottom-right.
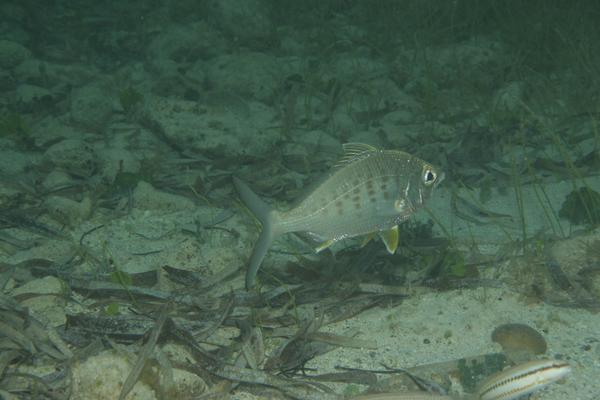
(233, 177), (278, 289)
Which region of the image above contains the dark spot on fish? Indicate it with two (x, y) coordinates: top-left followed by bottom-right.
(336, 200), (344, 215)
(353, 196), (361, 209)
(368, 189), (376, 202)
(366, 180), (374, 191)
(381, 183), (387, 191)
(353, 186), (361, 195)
(353, 180), (360, 187)
(383, 191), (390, 200)
(381, 175), (389, 183)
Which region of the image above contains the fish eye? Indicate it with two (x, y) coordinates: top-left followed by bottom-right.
(423, 168), (437, 185)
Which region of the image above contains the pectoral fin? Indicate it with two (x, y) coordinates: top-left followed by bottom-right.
(378, 225), (399, 254)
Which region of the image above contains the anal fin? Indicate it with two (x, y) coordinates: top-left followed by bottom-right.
(360, 232), (376, 248)
(378, 225), (399, 254)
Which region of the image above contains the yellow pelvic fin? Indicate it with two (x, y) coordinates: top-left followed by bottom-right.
(378, 225), (399, 254)
(315, 239), (335, 253)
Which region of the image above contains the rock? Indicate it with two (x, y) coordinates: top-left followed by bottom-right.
(171, 368), (207, 397)
(184, 61), (206, 85)
(133, 181), (195, 211)
(0, 3), (26, 24)
(95, 147), (141, 183)
(71, 351), (157, 400)
(41, 170), (74, 191)
(70, 349), (207, 400)
(294, 129), (341, 151)
(0, 149), (32, 174)
(11, 275), (66, 297)
(289, 130), (341, 165)
(16, 84), (53, 111)
(279, 30), (305, 55)
(29, 116), (84, 147)
(146, 21), (226, 62)
(43, 138), (98, 178)
(11, 276), (67, 326)
(14, 59), (46, 85)
(0, 39), (31, 69)
(206, 52), (281, 103)
(70, 84), (114, 131)
(44, 195), (93, 227)
(424, 36), (504, 70)
(209, 0), (272, 44)
(144, 96), (277, 157)
(148, 59), (180, 78)
(331, 55), (389, 83)
(0, 69), (15, 91)
(147, 59), (185, 97)
(46, 63), (98, 89)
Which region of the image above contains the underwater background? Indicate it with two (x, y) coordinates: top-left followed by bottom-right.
(1, 1), (599, 399)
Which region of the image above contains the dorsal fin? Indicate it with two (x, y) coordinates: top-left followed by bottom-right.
(333, 142), (378, 169)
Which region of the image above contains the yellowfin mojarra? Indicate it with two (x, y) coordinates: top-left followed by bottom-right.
(234, 143), (444, 289)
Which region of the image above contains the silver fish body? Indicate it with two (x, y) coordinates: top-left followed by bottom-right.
(234, 143), (443, 289)
(475, 359), (571, 400)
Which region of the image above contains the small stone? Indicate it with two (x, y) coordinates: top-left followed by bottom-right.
(133, 181), (195, 211)
(70, 84), (114, 131)
(43, 138), (98, 178)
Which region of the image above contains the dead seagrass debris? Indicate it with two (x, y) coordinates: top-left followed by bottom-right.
(0, 293), (73, 398)
(0, 293), (72, 360)
(118, 305), (169, 400)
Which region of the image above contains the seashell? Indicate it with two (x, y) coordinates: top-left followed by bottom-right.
(491, 323), (547, 357)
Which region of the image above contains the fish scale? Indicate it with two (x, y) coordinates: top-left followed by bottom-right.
(280, 152), (409, 238)
(234, 143), (444, 289)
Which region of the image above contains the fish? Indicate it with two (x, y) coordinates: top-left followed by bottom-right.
(475, 359), (571, 400)
(234, 143), (444, 289)
(349, 393), (451, 399)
